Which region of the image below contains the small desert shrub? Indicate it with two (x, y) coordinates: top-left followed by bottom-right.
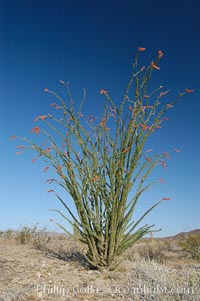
(16, 224), (50, 249)
(3, 229), (14, 239)
(16, 226), (33, 244)
(127, 239), (170, 262)
(131, 259), (200, 301)
(178, 234), (200, 261)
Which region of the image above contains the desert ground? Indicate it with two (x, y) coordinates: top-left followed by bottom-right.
(0, 229), (199, 301)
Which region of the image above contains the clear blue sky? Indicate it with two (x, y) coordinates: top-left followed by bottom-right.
(0, 0), (199, 237)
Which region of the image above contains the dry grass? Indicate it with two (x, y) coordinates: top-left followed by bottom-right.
(126, 238), (171, 263)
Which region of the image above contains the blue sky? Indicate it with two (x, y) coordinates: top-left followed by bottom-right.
(0, 0), (199, 237)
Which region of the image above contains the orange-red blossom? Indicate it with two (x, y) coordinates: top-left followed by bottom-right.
(161, 159), (166, 169)
(166, 103), (173, 108)
(163, 152), (170, 160)
(140, 66), (146, 72)
(92, 175), (100, 182)
(57, 165), (65, 178)
(158, 50), (163, 59)
(122, 147), (131, 154)
(145, 157), (152, 162)
(34, 115), (47, 122)
(100, 118), (106, 127)
(9, 135), (17, 140)
(140, 124), (153, 132)
(57, 165), (62, 173)
(159, 90), (170, 98)
(100, 89), (108, 95)
(43, 166), (49, 173)
(146, 149), (154, 153)
(185, 89), (194, 93)
(160, 178), (165, 184)
(16, 151), (24, 155)
(100, 118), (109, 130)
(16, 145), (25, 149)
(151, 62), (160, 70)
(31, 126), (40, 135)
(140, 123), (149, 131)
(138, 47), (146, 52)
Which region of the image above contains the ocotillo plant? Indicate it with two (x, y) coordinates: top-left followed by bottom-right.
(11, 48), (194, 270)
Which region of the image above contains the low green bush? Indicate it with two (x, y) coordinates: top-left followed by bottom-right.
(179, 234), (200, 261)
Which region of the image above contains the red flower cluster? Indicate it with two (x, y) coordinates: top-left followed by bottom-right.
(122, 147), (130, 154)
(100, 89), (108, 95)
(145, 157), (152, 162)
(138, 47), (146, 52)
(151, 62), (160, 70)
(185, 89), (194, 93)
(158, 50), (163, 59)
(31, 126), (40, 135)
(34, 115), (47, 122)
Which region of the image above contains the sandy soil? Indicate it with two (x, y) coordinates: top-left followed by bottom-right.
(0, 237), (138, 301)
(0, 237), (199, 301)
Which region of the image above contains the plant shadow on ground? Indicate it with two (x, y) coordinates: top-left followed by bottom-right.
(43, 245), (94, 270)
